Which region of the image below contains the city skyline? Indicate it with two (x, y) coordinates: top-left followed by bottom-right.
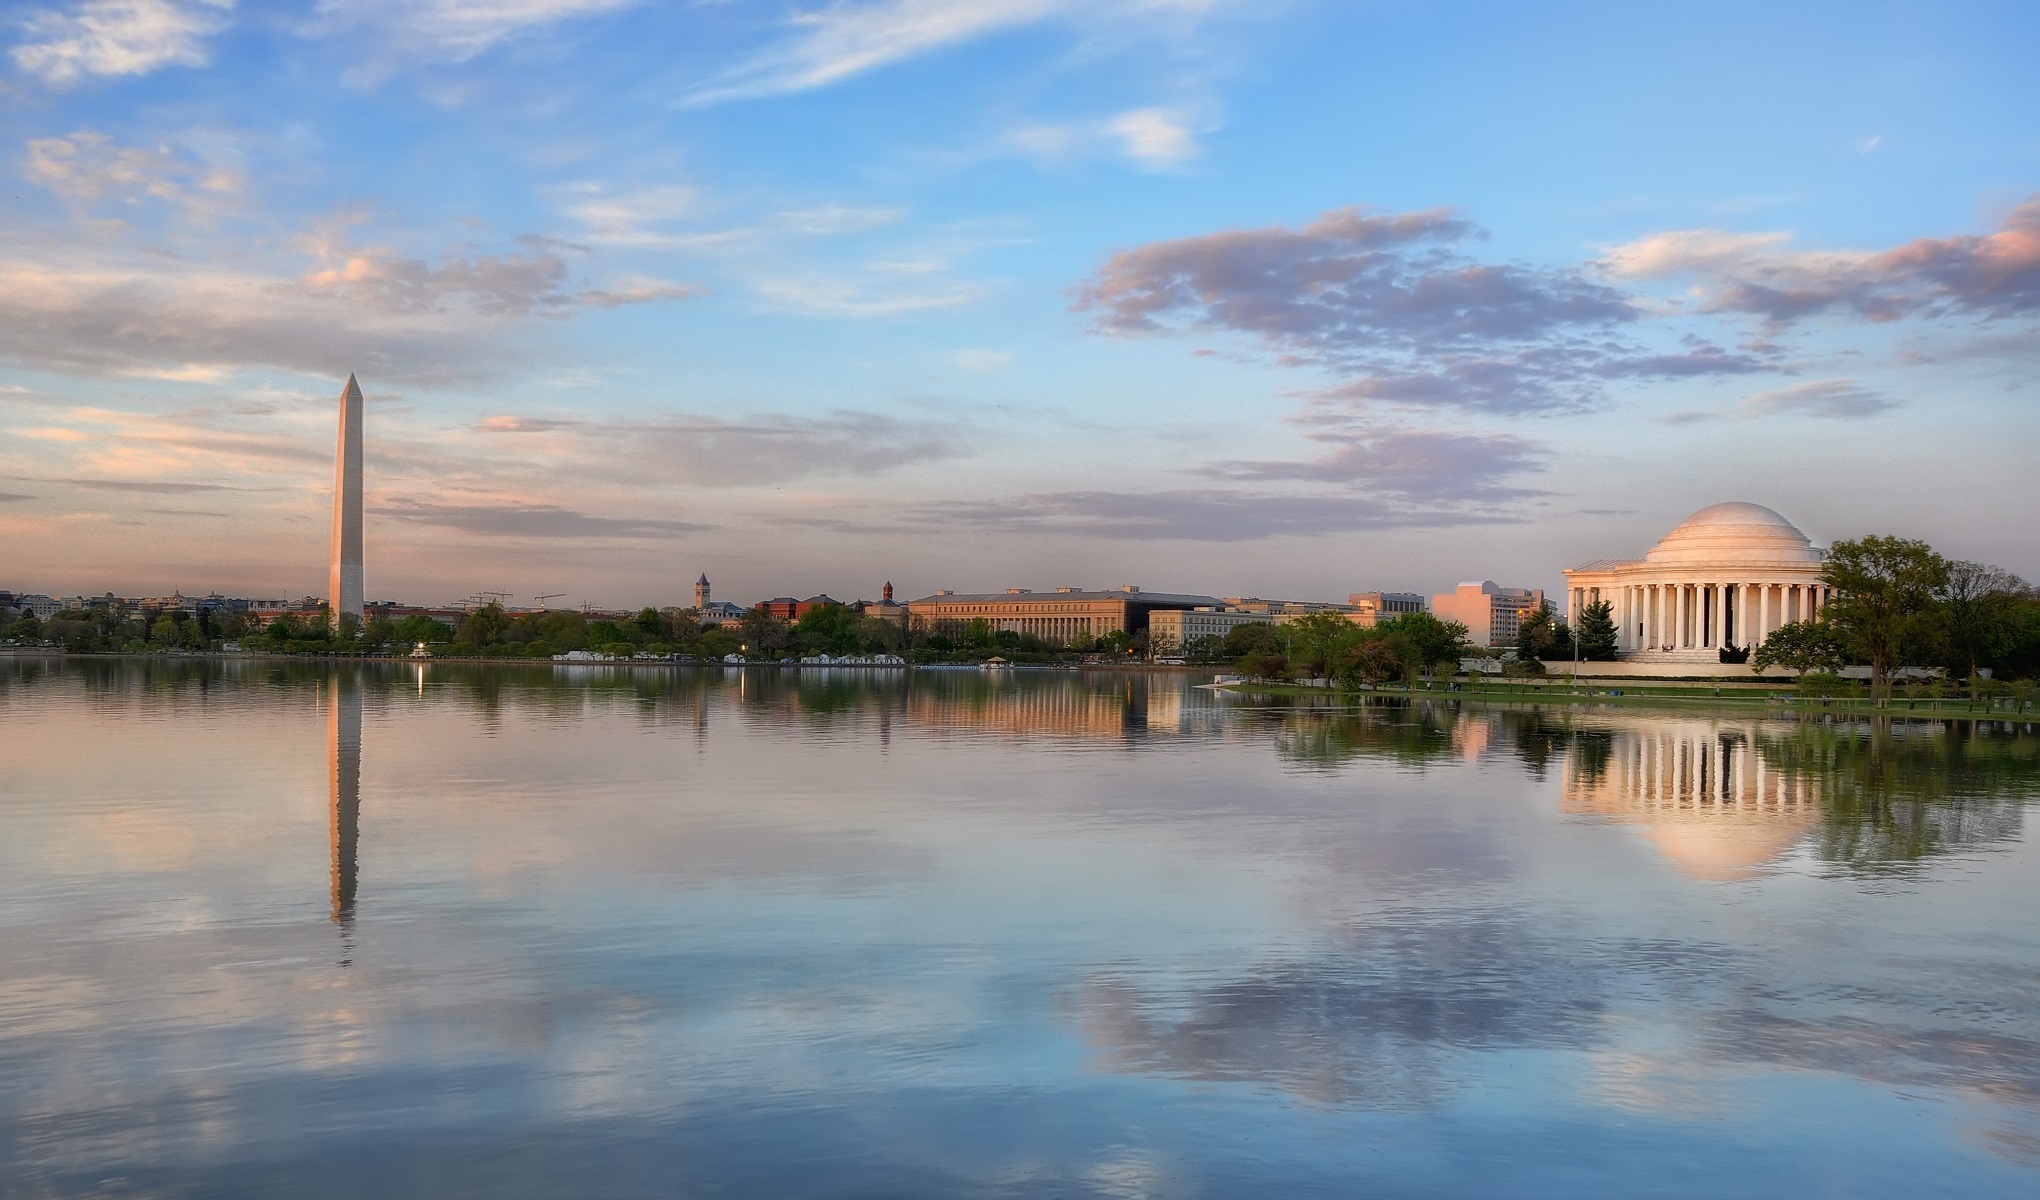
(2, 2), (2037, 606)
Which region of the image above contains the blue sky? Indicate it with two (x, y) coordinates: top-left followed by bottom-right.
(1, 0), (2035, 607)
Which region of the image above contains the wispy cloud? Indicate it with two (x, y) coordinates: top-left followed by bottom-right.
(470, 408), (968, 485)
(682, 0), (1068, 107)
(1200, 425), (1549, 504)
(312, 0), (638, 65)
(11, 0), (231, 86)
(1741, 378), (1896, 419)
(0, 233), (691, 381)
(23, 130), (240, 210)
(1655, 378), (1897, 425)
(377, 497), (707, 539)
(680, 0), (1226, 107)
(894, 486), (1527, 542)
(1603, 196), (2040, 328)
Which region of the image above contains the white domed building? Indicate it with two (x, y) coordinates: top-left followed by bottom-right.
(1563, 503), (1830, 664)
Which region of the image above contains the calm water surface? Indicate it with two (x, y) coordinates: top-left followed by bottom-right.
(4, 659), (2039, 1197)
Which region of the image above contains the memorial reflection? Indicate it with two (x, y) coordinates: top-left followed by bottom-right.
(1562, 716), (1823, 880)
(1561, 711), (2037, 877)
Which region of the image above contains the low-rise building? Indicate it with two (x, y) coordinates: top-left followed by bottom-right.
(1347, 591), (1427, 625)
(1431, 581), (1545, 649)
(1148, 607), (1272, 652)
(907, 585), (1224, 645)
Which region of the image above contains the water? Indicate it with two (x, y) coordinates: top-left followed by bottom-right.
(3, 659), (2038, 1198)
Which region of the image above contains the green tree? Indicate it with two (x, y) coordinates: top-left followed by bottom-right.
(1941, 560), (2029, 692)
(456, 603), (509, 649)
(1281, 611), (1363, 680)
(794, 602), (862, 655)
(1575, 599), (1619, 661)
(1238, 650), (1290, 681)
(1379, 612), (1471, 684)
(1221, 621), (1280, 658)
(737, 607), (796, 659)
(1752, 619), (1847, 675)
(1340, 637), (1405, 687)
(391, 614), (454, 646)
(1514, 600), (1574, 661)
(1823, 535), (1950, 702)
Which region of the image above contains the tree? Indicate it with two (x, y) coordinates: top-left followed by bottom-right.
(1281, 611), (1362, 680)
(1379, 612), (1470, 684)
(1222, 621), (1280, 659)
(1515, 600), (1574, 661)
(392, 614), (454, 645)
(1751, 619), (1846, 675)
(456, 602), (509, 648)
(1822, 535), (1950, 702)
(1342, 637), (1404, 687)
(1941, 560), (2029, 692)
(1575, 600), (1619, 661)
(737, 607), (796, 659)
(795, 603), (863, 655)
(1237, 650), (1290, 681)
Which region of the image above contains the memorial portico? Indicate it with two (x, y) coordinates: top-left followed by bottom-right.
(1563, 503), (1828, 664)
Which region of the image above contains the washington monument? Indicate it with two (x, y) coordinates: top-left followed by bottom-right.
(330, 374), (364, 624)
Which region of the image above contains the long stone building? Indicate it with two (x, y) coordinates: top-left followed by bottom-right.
(1562, 502), (1829, 665)
(906, 586), (1225, 644)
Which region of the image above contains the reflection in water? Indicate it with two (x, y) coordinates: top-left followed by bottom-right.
(329, 674), (361, 937)
(1563, 717), (1821, 880)
(4, 658), (2040, 1197)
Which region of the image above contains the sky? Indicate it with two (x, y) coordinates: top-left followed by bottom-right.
(0, 0), (2035, 609)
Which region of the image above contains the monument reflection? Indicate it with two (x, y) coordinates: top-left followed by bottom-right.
(329, 674), (361, 946)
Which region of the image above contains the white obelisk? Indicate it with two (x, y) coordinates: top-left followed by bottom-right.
(330, 374), (364, 627)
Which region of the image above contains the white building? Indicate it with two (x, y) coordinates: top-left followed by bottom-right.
(1562, 502), (1828, 664)
(1148, 607), (1272, 651)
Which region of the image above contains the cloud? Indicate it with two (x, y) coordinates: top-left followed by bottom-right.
(1107, 107), (1201, 168)
(46, 477), (245, 492)
(312, 0), (638, 64)
(680, 0), (1224, 107)
(377, 497), (708, 539)
(23, 131), (240, 210)
(10, 0), (231, 86)
(470, 408), (967, 486)
(0, 493), (35, 503)
(681, 0), (1069, 106)
(899, 486), (1526, 541)
(1741, 378), (1896, 419)
(1077, 206), (1654, 414)
(0, 234), (691, 381)
(1603, 197), (2040, 327)
(1200, 425), (1549, 504)
(946, 348), (1013, 371)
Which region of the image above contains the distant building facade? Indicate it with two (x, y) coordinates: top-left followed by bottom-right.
(1346, 591), (1427, 625)
(1148, 607), (1271, 651)
(1431, 581), (1545, 649)
(907, 586), (1224, 645)
(853, 582), (908, 627)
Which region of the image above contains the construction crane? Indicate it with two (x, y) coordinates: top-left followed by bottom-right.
(535, 593), (565, 609)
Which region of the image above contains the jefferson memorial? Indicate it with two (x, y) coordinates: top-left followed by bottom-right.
(1563, 503), (1830, 664)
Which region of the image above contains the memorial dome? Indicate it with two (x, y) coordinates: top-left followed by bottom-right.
(1643, 502), (1821, 568)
